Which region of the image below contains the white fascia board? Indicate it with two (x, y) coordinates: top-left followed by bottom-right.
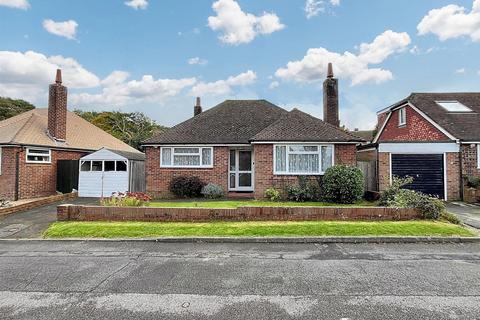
(143, 144), (251, 147)
(378, 142), (459, 153)
(250, 141), (358, 145)
(372, 111), (393, 143)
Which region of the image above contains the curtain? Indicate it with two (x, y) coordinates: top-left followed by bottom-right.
(202, 148), (212, 165)
(161, 148), (172, 165)
(275, 146), (286, 172)
(289, 154), (319, 173)
(174, 155), (200, 166)
(321, 146), (333, 172)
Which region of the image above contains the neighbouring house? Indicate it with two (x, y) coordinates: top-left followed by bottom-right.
(373, 93), (480, 201)
(143, 64), (364, 199)
(0, 70), (143, 201)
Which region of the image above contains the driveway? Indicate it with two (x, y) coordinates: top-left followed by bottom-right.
(0, 197), (98, 239)
(446, 202), (480, 229)
(0, 241), (479, 319)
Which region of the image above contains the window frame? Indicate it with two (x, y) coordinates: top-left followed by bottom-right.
(273, 144), (335, 175)
(398, 107), (407, 127)
(80, 160), (128, 172)
(160, 146), (214, 168)
(478, 144), (480, 169)
(26, 148), (51, 164)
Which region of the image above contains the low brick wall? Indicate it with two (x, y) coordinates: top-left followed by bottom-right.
(57, 205), (420, 222)
(0, 193), (78, 217)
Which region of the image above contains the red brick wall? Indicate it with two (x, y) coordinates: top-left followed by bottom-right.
(253, 144), (357, 199)
(378, 105), (450, 142)
(0, 146), (20, 200)
(461, 144), (480, 177)
(0, 147), (86, 200)
(17, 149), (86, 199)
(145, 146), (229, 198)
(58, 204), (421, 222)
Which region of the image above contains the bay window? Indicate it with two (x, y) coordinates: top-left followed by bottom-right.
(161, 147), (213, 168)
(274, 144), (333, 175)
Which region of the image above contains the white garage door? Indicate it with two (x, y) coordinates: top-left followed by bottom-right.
(79, 160), (129, 197)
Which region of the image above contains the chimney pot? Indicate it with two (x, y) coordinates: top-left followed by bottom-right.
(323, 63), (340, 127)
(55, 69), (62, 84)
(194, 97), (202, 116)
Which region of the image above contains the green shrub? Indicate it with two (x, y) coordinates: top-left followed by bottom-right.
(388, 189), (445, 219)
(466, 176), (480, 189)
(100, 192), (151, 207)
(285, 176), (320, 202)
(201, 183), (225, 199)
(440, 211), (461, 224)
(169, 176), (206, 198)
(0, 199), (10, 208)
(321, 165), (364, 204)
(378, 176), (414, 206)
(264, 188), (281, 201)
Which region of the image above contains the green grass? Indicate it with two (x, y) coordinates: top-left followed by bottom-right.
(43, 220), (475, 239)
(148, 199), (376, 208)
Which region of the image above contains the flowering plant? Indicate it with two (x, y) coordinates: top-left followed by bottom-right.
(100, 192), (152, 207)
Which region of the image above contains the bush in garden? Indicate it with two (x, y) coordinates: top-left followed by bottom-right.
(466, 176), (480, 189)
(321, 165), (364, 204)
(440, 211), (461, 224)
(169, 176), (206, 198)
(100, 192), (151, 207)
(378, 176), (414, 206)
(264, 187), (281, 201)
(285, 176), (320, 202)
(388, 189), (445, 220)
(201, 183), (225, 199)
(0, 199), (10, 208)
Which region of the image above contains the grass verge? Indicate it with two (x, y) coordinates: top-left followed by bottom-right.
(148, 200), (376, 208)
(43, 220), (475, 239)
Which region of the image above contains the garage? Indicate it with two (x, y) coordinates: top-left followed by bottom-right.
(78, 148), (145, 197)
(391, 154), (445, 199)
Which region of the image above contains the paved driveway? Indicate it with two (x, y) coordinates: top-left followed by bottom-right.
(0, 197), (98, 239)
(447, 202), (480, 229)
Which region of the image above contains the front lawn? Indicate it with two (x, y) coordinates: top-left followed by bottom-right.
(43, 221), (475, 238)
(148, 199), (376, 208)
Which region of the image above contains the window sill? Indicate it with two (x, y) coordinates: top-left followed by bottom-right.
(274, 172), (325, 176)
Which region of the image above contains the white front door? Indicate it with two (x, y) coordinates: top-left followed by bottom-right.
(229, 149), (254, 191)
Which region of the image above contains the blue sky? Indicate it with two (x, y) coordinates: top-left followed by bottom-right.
(0, 0), (479, 130)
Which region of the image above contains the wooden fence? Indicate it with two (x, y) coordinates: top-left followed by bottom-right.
(358, 161), (378, 191)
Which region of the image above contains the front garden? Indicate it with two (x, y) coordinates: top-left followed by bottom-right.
(44, 165), (476, 238)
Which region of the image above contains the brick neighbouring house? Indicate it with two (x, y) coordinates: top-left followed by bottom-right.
(142, 64), (364, 199)
(0, 70), (142, 201)
(371, 93), (480, 201)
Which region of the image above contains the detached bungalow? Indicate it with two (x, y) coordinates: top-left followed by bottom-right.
(143, 64), (364, 199)
(373, 93), (480, 200)
(0, 70), (143, 200)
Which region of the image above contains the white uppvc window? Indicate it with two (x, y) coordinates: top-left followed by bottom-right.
(478, 144), (480, 169)
(398, 107), (407, 126)
(26, 148), (51, 163)
(274, 145), (334, 175)
(160, 147), (213, 168)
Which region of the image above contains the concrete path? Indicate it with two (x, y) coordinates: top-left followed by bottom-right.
(0, 197), (97, 238)
(0, 240), (479, 319)
(447, 202), (480, 229)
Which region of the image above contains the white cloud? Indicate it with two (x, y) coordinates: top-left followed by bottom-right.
(71, 72), (196, 106)
(455, 68), (466, 74)
(191, 70), (257, 96)
(304, 0), (324, 19)
(330, 0), (340, 6)
(125, 0), (148, 10)
(269, 81), (279, 89)
(187, 57), (208, 65)
(0, 50), (99, 104)
(275, 30), (411, 86)
(0, 0), (29, 10)
(417, 0), (480, 42)
(42, 19), (78, 40)
(207, 0), (284, 45)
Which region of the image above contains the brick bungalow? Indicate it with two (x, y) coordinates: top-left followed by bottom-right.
(373, 93), (480, 201)
(143, 64), (364, 199)
(0, 70), (141, 201)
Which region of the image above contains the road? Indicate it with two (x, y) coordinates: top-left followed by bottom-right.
(0, 240), (479, 319)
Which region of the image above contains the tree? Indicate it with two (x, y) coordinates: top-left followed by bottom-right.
(74, 110), (167, 150)
(0, 97), (35, 120)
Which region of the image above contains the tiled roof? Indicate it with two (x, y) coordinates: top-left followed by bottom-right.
(349, 130), (375, 142)
(251, 109), (365, 143)
(143, 100), (289, 144)
(404, 93), (480, 141)
(0, 108), (141, 153)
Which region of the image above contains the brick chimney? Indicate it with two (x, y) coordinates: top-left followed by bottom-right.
(47, 69), (68, 141)
(323, 63), (340, 127)
(194, 97), (202, 116)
